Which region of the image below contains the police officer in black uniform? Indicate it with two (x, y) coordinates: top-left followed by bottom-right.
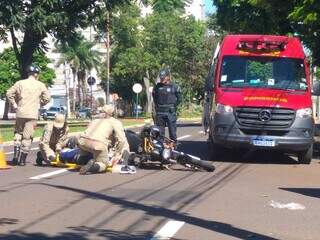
(152, 69), (181, 142)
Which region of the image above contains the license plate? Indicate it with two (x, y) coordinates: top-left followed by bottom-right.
(252, 138), (275, 147)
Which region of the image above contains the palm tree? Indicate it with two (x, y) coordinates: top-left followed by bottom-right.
(76, 40), (101, 108)
(56, 34), (101, 112)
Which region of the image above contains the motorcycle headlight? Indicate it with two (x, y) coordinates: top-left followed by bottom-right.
(162, 149), (171, 160)
(296, 107), (312, 118)
(216, 103), (233, 114)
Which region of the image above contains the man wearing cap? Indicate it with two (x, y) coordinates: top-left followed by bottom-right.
(6, 64), (51, 166)
(38, 114), (69, 164)
(78, 105), (130, 174)
(152, 69), (181, 142)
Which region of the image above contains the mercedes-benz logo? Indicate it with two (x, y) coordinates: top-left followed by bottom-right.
(258, 109), (272, 122)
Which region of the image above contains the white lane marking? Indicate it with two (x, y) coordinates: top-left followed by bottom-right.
(5, 147), (39, 155)
(177, 135), (191, 140)
(29, 169), (69, 180)
(198, 130), (204, 134)
(151, 220), (185, 240)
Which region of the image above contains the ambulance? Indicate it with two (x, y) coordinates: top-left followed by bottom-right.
(203, 34), (320, 164)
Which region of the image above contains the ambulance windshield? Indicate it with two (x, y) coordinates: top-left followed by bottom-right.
(220, 56), (307, 91)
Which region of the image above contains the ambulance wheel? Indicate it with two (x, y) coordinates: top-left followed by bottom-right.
(297, 144), (313, 164)
(36, 151), (44, 166)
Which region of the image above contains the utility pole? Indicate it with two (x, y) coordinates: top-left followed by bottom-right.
(105, 11), (110, 104)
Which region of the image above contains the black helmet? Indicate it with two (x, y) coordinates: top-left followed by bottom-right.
(27, 65), (40, 74)
(150, 126), (161, 139)
(159, 69), (169, 80)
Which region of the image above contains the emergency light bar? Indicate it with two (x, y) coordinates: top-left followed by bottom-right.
(237, 37), (288, 52)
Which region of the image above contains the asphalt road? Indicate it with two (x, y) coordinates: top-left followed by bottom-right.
(1, 122), (320, 240)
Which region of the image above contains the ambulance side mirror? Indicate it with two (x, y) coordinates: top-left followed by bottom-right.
(312, 81), (320, 96)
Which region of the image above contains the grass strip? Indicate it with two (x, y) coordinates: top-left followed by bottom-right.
(0, 118), (147, 142)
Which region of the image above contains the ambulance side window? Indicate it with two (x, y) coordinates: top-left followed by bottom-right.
(205, 58), (216, 91)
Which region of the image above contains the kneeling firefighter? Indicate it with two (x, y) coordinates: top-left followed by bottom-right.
(78, 105), (130, 175)
(38, 114), (69, 164)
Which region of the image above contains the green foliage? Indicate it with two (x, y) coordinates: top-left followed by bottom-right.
(177, 103), (203, 118)
(56, 33), (102, 108)
(0, 0), (128, 77)
(97, 4), (213, 107)
(211, 0), (320, 65)
(143, 12), (210, 102)
(212, 0), (295, 34)
(152, 0), (192, 13)
(0, 48), (55, 98)
(247, 61), (272, 81)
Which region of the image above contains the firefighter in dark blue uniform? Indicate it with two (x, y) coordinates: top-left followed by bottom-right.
(152, 69), (181, 142)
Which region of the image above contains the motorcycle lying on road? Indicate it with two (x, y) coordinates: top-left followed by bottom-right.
(125, 126), (215, 172)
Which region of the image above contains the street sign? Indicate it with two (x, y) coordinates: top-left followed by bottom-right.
(87, 76), (96, 86)
(132, 83), (142, 93)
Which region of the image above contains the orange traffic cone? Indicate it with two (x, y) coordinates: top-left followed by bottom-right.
(0, 135), (10, 170)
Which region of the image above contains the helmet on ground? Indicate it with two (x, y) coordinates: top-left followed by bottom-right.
(159, 69), (170, 80)
(27, 64), (40, 74)
(150, 126), (161, 139)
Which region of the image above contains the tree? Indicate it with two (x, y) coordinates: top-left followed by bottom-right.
(98, 4), (211, 112)
(211, 0), (320, 65)
(143, 12), (210, 104)
(56, 34), (101, 110)
(288, 1), (320, 65)
(0, 48), (55, 119)
(0, 0), (129, 78)
(151, 0), (192, 13)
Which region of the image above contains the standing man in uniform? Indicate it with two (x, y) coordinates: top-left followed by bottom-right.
(152, 69), (181, 142)
(78, 105), (130, 175)
(6, 65), (50, 166)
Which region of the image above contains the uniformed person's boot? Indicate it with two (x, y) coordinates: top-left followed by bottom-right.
(18, 152), (28, 166)
(12, 146), (20, 166)
(36, 151), (44, 166)
(79, 160), (100, 175)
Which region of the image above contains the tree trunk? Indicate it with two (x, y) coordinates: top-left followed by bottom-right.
(20, 29), (41, 78)
(77, 71), (87, 108)
(2, 98), (9, 120)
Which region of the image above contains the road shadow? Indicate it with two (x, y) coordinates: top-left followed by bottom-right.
(279, 188), (320, 199)
(0, 218), (19, 226)
(176, 122), (201, 128)
(36, 183), (279, 240)
(0, 229), (153, 240)
(179, 140), (298, 165)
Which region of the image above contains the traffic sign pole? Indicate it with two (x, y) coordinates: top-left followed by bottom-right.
(132, 83), (143, 119)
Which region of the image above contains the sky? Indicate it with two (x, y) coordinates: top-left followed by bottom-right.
(204, 0), (216, 15)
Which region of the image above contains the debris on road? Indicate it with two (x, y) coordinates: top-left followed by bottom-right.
(269, 200), (306, 210)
